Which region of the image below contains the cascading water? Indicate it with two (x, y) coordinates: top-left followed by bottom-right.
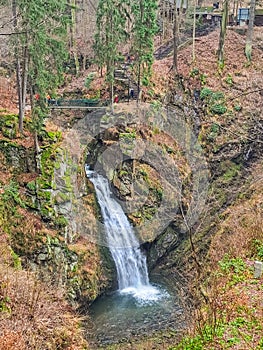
(85, 167), (184, 345)
(85, 166), (161, 301)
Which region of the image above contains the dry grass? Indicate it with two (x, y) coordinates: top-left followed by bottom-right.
(208, 166), (263, 266)
(185, 162), (263, 350)
(0, 236), (89, 350)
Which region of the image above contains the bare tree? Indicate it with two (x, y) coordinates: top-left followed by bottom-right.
(192, 0), (197, 63)
(218, 0), (228, 67)
(173, 0), (179, 74)
(245, 0), (256, 62)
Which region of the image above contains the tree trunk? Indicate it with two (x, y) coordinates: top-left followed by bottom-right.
(173, 1), (179, 75)
(16, 58), (24, 133)
(162, 0), (165, 40)
(70, 0), (80, 75)
(245, 0), (256, 62)
(111, 80), (114, 112)
(217, 0), (228, 66)
(12, 0), (24, 133)
(233, 0), (237, 24)
(82, 54), (87, 71)
(34, 131), (42, 172)
(21, 31), (29, 129)
(137, 0), (144, 103)
(192, 0), (197, 63)
(137, 63), (141, 104)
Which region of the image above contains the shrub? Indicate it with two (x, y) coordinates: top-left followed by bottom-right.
(200, 87), (213, 100)
(210, 104), (227, 115)
(234, 105), (242, 111)
(200, 87), (227, 115)
(84, 72), (96, 89)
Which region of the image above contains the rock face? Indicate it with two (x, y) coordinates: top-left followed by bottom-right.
(74, 100), (262, 288)
(47, 104), (201, 296)
(0, 140), (36, 173)
(75, 103), (210, 279)
(0, 113), (110, 305)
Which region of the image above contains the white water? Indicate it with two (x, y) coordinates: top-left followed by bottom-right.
(85, 166), (162, 301)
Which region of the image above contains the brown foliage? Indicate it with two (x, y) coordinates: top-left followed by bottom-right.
(186, 162), (263, 349)
(0, 239), (88, 350)
(208, 168), (263, 267)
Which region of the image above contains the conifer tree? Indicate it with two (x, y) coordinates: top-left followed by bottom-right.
(94, 0), (129, 102)
(131, 0), (158, 100)
(11, 0), (69, 133)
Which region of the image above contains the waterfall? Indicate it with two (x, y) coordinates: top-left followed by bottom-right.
(86, 166), (150, 290)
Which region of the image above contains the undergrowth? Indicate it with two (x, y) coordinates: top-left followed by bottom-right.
(169, 174), (263, 350)
(0, 239), (88, 350)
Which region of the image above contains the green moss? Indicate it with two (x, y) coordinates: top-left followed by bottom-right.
(0, 114), (18, 139)
(37, 178), (52, 190)
(222, 163), (241, 183)
(2, 127), (17, 139)
(54, 192), (71, 204)
(101, 114), (110, 123)
(0, 114), (19, 128)
(53, 215), (68, 228)
(119, 169), (128, 177)
(1, 181), (25, 209)
(0, 139), (20, 150)
(207, 123), (220, 141)
(45, 130), (62, 142)
(139, 169), (148, 180)
(40, 206), (55, 219)
(10, 249), (22, 270)
(119, 130), (136, 140)
(38, 190), (51, 201)
(0, 296), (11, 313)
(234, 105), (242, 111)
(62, 174), (73, 191)
(26, 181), (36, 192)
(54, 161), (61, 169)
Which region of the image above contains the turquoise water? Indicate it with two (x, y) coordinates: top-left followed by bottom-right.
(89, 281), (184, 346)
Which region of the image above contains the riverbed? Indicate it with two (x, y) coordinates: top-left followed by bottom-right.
(88, 278), (185, 348)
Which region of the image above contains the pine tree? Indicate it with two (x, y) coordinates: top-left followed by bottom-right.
(69, 0), (80, 76)
(131, 0), (158, 100)
(10, 0), (69, 133)
(94, 0), (129, 102)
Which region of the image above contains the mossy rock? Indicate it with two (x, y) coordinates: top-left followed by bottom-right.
(0, 140), (36, 173)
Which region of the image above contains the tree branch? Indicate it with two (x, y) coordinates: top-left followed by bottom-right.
(227, 88), (263, 101)
(0, 31), (27, 35)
